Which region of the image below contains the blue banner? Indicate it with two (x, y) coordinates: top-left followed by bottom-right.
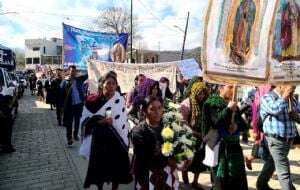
(63, 23), (128, 70)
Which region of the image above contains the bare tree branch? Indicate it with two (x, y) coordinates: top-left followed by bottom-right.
(94, 7), (140, 45)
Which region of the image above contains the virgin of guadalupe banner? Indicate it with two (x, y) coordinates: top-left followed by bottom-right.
(63, 23), (128, 71)
(87, 60), (177, 93)
(269, 0), (300, 83)
(203, 0), (276, 85)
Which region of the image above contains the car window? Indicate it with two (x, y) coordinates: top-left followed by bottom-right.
(4, 71), (10, 86)
(0, 70), (4, 87)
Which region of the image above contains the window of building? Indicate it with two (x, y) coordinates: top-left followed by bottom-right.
(152, 57), (155, 63)
(26, 58), (32, 64)
(32, 47), (40, 51)
(43, 46), (46, 54)
(56, 46), (62, 55)
(52, 56), (59, 64)
(58, 56), (62, 64)
(42, 56), (52, 64)
(33, 57), (40, 64)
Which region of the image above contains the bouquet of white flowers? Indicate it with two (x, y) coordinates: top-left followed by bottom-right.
(161, 111), (197, 169)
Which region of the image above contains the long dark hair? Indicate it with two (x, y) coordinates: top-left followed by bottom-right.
(149, 81), (162, 97)
(141, 96), (163, 113)
(98, 72), (118, 89)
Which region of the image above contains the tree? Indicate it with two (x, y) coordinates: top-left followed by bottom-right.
(14, 48), (25, 68)
(94, 7), (140, 45)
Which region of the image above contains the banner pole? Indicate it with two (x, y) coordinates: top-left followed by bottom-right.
(130, 0), (133, 63)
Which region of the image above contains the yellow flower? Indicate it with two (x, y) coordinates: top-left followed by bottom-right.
(161, 142), (174, 156)
(184, 149), (194, 159)
(161, 127), (174, 140)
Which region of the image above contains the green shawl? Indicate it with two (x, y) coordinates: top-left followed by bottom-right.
(202, 94), (247, 178)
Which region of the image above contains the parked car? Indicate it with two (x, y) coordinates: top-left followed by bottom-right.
(0, 68), (18, 119)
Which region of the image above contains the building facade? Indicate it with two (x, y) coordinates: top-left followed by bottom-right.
(126, 49), (159, 63)
(25, 38), (63, 70)
(0, 44), (16, 71)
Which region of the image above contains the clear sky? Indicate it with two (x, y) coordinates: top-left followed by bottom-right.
(0, 0), (209, 50)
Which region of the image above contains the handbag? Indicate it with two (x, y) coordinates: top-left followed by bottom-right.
(204, 129), (219, 149)
(251, 139), (268, 159)
(251, 143), (262, 159)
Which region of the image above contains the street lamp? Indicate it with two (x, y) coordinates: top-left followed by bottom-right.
(0, 11), (18, 15)
(173, 25), (185, 33)
(173, 12), (190, 60)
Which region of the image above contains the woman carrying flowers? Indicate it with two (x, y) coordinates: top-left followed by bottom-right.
(180, 81), (208, 190)
(131, 96), (179, 190)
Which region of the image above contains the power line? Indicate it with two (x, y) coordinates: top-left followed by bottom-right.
(135, 0), (183, 34)
(2, 9), (98, 19)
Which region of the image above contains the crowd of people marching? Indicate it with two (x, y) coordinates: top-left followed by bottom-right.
(26, 65), (300, 190)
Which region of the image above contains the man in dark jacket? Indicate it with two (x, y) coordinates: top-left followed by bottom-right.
(52, 69), (64, 126)
(0, 94), (15, 153)
(61, 66), (87, 145)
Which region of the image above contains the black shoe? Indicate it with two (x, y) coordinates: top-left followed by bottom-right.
(191, 183), (205, 190)
(2, 146), (16, 153)
(74, 136), (80, 141)
(257, 185), (275, 190)
(67, 140), (73, 146)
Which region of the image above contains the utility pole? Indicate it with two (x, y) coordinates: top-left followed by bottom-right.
(130, 0), (133, 63)
(158, 41), (160, 62)
(181, 12), (190, 60)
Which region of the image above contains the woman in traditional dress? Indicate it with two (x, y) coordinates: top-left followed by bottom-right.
(148, 81), (162, 98)
(202, 85), (248, 190)
(129, 78), (161, 121)
(182, 76), (201, 99)
(80, 72), (132, 190)
(127, 74), (146, 119)
(36, 77), (44, 101)
(132, 96), (179, 190)
(159, 77), (173, 100)
(180, 81), (208, 190)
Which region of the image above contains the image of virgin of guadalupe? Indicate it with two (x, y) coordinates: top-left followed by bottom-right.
(110, 43), (126, 63)
(273, 0), (300, 62)
(230, 0), (256, 65)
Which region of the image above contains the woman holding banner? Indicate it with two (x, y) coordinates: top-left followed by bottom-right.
(202, 85), (248, 190)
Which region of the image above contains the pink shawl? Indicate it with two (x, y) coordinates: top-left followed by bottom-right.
(251, 85), (272, 136)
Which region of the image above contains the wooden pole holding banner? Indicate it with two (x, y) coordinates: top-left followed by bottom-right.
(230, 85), (238, 134)
(181, 12), (190, 60)
(130, 0), (133, 63)
(232, 85), (237, 102)
(288, 97), (293, 113)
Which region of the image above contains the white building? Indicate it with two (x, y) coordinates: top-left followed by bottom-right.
(25, 38), (63, 70)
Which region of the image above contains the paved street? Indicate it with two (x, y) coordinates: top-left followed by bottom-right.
(0, 91), (300, 190)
